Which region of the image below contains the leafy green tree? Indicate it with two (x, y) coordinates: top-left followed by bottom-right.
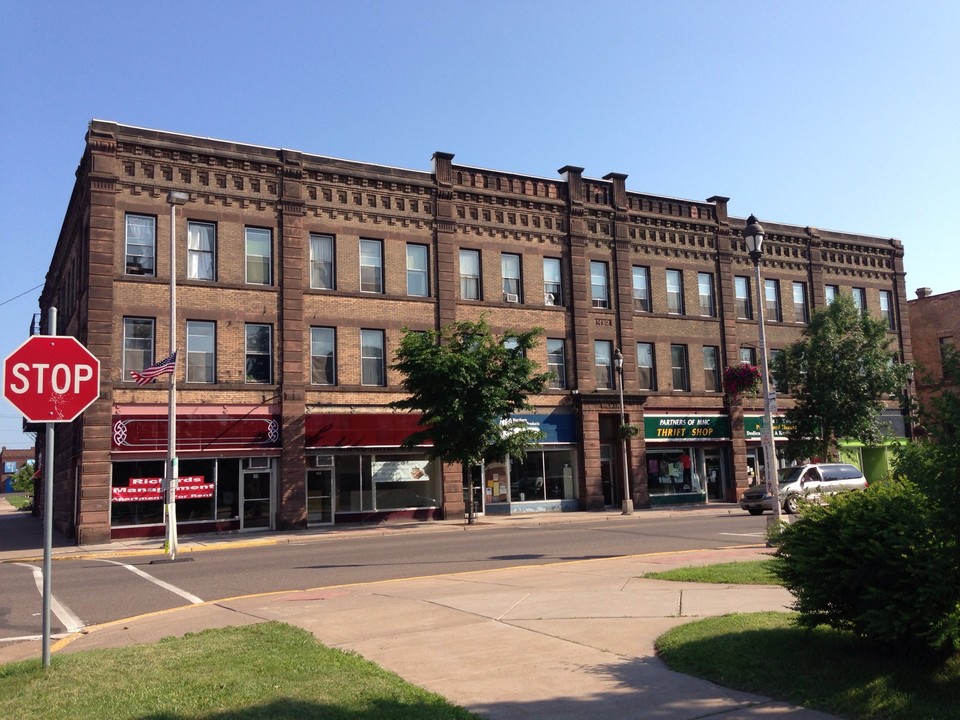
(773, 293), (911, 461)
(390, 317), (551, 521)
(10, 462), (35, 493)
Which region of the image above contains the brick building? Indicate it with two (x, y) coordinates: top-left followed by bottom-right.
(1, 447), (35, 493)
(34, 120), (912, 544)
(908, 287), (959, 428)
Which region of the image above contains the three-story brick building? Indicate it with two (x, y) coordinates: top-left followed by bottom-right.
(36, 121), (912, 544)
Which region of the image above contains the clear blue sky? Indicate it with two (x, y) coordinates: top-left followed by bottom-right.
(1, 1), (958, 450)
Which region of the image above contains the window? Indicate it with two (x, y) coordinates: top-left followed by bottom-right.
(636, 342), (656, 390)
(186, 321), (215, 383)
(123, 318), (154, 378)
(764, 279), (782, 321)
(852, 287), (866, 313)
(703, 346), (720, 392)
(245, 227), (272, 285)
(940, 337), (955, 376)
(125, 214), (156, 276)
(698, 272), (716, 317)
(770, 348), (788, 393)
(632, 266), (651, 312)
(734, 276), (752, 319)
(501, 253), (522, 302)
(825, 284), (839, 305)
(187, 221), (215, 280)
(361, 329), (386, 386)
(740, 346), (757, 366)
(360, 239), (383, 293)
(543, 257), (563, 306)
(547, 339), (566, 389)
(460, 249), (480, 300)
(245, 324), (272, 384)
(309, 234), (335, 290)
(879, 290), (894, 329)
(666, 270), (684, 314)
(793, 282), (809, 323)
(590, 261), (609, 308)
(594, 340), (613, 389)
(407, 244), (429, 297)
(671, 344), (689, 391)
(310, 327), (336, 385)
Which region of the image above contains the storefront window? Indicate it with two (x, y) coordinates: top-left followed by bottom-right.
(485, 449), (578, 504)
(645, 448), (705, 496)
(333, 453), (438, 513)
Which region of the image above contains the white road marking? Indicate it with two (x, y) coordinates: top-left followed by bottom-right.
(718, 532), (767, 538)
(14, 562), (85, 632)
(95, 559), (205, 604)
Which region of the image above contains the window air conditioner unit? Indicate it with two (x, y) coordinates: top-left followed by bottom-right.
(504, 293), (520, 303)
(246, 457), (270, 469)
(592, 299), (608, 309)
(310, 455), (333, 468)
(544, 293), (555, 306)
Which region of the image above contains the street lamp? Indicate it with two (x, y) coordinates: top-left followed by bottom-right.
(743, 215), (783, 532)
(614, 348), (634, 515)
(164, 191), (189, 561)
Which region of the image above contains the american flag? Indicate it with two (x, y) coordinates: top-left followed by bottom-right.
(130, 352), (177, 386)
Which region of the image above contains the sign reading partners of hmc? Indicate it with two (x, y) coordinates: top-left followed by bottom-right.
(2, 336), (101, 423)
(644, 415), (731, 440)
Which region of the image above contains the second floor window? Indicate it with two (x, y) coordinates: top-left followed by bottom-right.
(637, 342), (655, 390)
(703, 346), (720, 392)
(407, 244), (429, 297)
(543, 257), (563, 306)
(590, 261), (609, 309)
(735, 276), (752, 319)
(595, 340), (613, 389)
(245, 324), (272, 384)
(310, 327), (336, 385)
(852, 287), (867, 313)
(123, 317), (154, 378)
(361, 329), (386, 386)
(186, 320), (215, 383)
(633, 266), (651, 312)
(547, 338), (566, 389)
(502, 253), (522, 302)
(666, 270), (684, 314)
(765, 279), (782, 322)
(825, 284), (839, 305)
(187, 221), (215, 280)
(360, 239), (383, 293)
(245, 227), (272, 285)
(879, 290), (895, 329)
(460, 249), (480, 300)
(740, 346), (757, 366)
(793, 282), (809, 323)
(671, 344), (689, 391)
(698, 272), (716, 317)
(125, 214), (156, 276)
(309, 234), (335, 290)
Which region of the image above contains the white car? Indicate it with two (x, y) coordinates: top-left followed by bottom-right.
(739, 463), (868, 515)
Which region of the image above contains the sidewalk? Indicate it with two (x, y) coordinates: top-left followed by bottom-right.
(0, 498), (837, 719)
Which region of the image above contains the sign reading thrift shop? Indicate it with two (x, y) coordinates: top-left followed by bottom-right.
(643, 415), (730, 440)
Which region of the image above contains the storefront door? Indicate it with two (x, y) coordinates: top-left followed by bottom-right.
(306, 469), (333, 525)
(464, 463), (484, 518)
(704, 450), (725, 502)
(600, 444), (615, 506)
(241, 461), (272, 530)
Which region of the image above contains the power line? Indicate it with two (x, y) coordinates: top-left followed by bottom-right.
(0, 283), (44, 308)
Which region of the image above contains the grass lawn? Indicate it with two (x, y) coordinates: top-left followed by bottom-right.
(4, 494), (31, 511)
(0, 622), (478, 720)
(650, 560), (960, 720)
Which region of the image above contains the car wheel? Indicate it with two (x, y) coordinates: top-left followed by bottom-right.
(747, 508), (764, 516)
(784, 496), (799, 514)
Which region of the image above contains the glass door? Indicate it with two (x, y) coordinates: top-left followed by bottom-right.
(306, 455), (334, 525)
(241, 459), (272, 530)
(600, 443), (615, 506)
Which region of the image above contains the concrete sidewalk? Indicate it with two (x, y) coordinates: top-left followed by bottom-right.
(1, 499), (836, 719)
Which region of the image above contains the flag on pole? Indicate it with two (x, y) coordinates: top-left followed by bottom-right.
(130, 352), (177, 386)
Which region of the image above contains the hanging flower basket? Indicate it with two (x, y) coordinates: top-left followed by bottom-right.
(618, 423), (640, 440)
(723, 364), (761, 404)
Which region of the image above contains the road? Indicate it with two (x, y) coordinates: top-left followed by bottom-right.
(1, 510), (768, 646)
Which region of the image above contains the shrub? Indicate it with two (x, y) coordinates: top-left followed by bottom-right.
(773, 478), (960, 658)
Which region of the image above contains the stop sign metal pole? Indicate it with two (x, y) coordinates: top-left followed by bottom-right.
(41, 306), (56, 668)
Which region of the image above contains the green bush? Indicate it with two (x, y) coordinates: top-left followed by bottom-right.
(773, 479), (960, 658)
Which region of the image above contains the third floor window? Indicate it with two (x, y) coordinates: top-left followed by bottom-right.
(632, 266), (651, 312)
(590, 261), (609, 309)
(309, 234), (335, 290)
(360, 239), (383, 293)
(245, 227), (272, 285)
(187, 221), (216, 281)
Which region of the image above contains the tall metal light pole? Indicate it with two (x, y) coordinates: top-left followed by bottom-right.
(614, 348), (633, 515)
(743, 215), (783, 531)
(164, 191), (189, 560)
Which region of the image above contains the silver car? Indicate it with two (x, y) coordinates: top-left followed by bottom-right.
(739, 463), (868, 515)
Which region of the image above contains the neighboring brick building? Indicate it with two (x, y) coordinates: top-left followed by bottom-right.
(908, 287), (960, 428)
(34, 120), (912, 544)
(1, 447), (35, 493)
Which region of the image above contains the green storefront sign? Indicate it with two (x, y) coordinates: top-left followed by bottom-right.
(743, 415), (792, 440)
(644, 415), (730, 440)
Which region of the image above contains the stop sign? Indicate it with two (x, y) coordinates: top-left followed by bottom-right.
(3, 335), (101, 423)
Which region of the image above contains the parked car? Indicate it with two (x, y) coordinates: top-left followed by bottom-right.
(739, 463), (868, 515)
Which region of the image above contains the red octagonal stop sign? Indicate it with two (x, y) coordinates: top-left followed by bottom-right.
(3, 335), (101, 423)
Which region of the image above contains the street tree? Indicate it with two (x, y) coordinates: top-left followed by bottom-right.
(773, 293), (911, 462)
(10, 462), (35, 493)
(390, 317), (551, 521)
